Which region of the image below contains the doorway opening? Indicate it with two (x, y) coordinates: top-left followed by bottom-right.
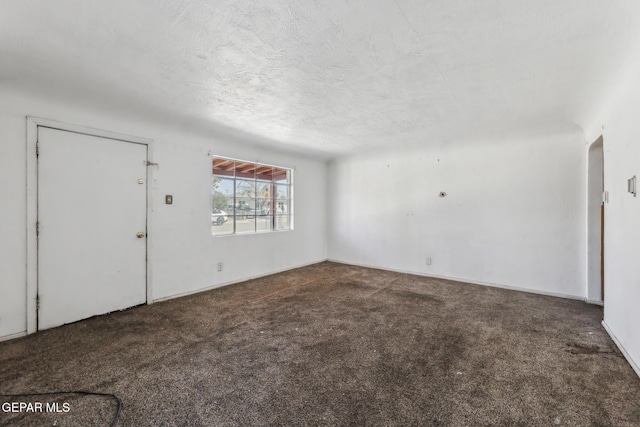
(587, 136), (604, 304)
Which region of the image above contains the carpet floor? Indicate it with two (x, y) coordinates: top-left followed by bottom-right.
(1, 262), (639, 426)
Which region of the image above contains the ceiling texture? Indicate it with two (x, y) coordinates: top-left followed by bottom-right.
(2, 0), (640, 158)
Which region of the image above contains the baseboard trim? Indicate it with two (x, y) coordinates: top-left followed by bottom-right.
(153, 258), (328, 303)
(0, 331), (27, 342)
(326, 259), (585, 302)
(602, 320), (640, 379)
(585, 299), (604, 306)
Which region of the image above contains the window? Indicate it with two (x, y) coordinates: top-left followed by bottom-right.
(212, 157), (293, 236)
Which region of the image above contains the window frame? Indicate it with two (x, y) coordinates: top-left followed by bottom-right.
(211, 156), (293, 236)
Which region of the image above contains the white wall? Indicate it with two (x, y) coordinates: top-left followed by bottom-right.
(585, 57), (640, 377)
(328, 132), (587, 298)
(0, 88), (327, 340)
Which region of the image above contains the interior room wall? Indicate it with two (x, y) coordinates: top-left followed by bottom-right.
(585, 58), (640, 377)
(0, 88), (327, 340)
(327, 132), (587, 299)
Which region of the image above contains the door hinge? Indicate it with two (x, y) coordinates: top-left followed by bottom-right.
(36, 221), (39, 236)
(36, 142), (40, 158)
(36, 295), (40, 311)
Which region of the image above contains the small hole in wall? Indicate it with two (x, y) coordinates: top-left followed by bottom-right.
(439, 192), (447, 197)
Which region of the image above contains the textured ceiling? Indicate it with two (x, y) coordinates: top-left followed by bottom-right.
(2, 1), (640, 157)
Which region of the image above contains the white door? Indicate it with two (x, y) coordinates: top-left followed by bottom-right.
(37, 127), (148, 330)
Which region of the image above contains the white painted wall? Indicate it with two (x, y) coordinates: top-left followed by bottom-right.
(0, 88), (327, 340)
(584, 55), (640, 377)
(328, 132), (587, 298)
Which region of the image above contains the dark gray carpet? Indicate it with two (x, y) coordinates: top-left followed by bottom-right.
(1, 262), (639, 426)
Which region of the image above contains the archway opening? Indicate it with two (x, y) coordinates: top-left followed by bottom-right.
(587, 136), (604, 304)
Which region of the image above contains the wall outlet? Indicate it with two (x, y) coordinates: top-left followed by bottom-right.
(217, 262), (223, 272)
(426, 257), (432, 266)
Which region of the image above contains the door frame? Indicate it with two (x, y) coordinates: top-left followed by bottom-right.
(26, 117), (155, 334)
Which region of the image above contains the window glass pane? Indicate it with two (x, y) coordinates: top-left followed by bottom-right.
(235, 179), (255, 220)
(236, 215), (256, 233)
(212, 176), (234, 237)
(274, 168), (289, 182)
(213, 158), (235, 177)
(275, 200), (290, 215)
(213, 177), (234, 206)
(254, 198), (271, 215)
(212, 213), (233, 235)
(256, 181), (271, 198)
(275, 215), (290, 230)
(256, 166), (273, 181)
(256, 215), (273, 232)
(236, 179), (256, 198)
(276, 183), (290, 199)
(234, 162), (255, 180)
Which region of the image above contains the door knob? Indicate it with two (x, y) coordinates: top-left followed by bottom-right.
(137, 232), (145, 238)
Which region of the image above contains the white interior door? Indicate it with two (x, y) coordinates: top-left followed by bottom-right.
(37, 127), (148, 330)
